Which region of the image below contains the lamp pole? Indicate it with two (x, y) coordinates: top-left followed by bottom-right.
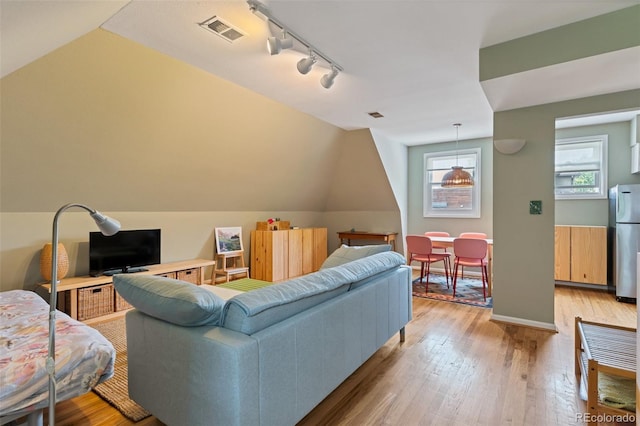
(47, 203), (120, 425)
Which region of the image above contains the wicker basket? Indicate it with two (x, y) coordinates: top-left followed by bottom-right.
(75, 284), (114, 320)
(177, 268), (200, 285)
(115, 290), (133, 312)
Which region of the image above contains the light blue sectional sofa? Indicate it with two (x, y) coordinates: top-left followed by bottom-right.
(114, 250), (412, 426)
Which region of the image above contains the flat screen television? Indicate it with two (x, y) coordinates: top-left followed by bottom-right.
(89, 229), (161, 276)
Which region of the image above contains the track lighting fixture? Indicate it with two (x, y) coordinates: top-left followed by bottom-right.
(297, 52), (317, 75)
(267, 30), (293, 55)
(248, 0), (343, 89)
(321, 66), (339, 89)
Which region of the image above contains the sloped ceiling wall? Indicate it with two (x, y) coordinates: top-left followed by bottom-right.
(1, 29), (396, 213)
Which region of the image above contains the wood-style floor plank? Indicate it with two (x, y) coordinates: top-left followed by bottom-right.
(49, 285), (636, 425)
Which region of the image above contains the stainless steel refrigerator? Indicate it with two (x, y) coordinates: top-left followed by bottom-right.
(609, 184), (640, 301)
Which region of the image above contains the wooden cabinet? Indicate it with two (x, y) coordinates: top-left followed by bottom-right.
(554, 226), (571, 281)
(251, 228), (327, 282)
(554, 226), (607, 285)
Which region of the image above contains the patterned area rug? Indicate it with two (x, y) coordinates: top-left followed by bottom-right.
(91, 317), (151, 422)
(412, 274), (493, 308)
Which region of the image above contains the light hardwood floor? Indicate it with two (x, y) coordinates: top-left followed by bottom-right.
(49, 285), (636, 425)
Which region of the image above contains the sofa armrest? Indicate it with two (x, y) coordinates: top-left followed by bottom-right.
(125, 310), (260, 426)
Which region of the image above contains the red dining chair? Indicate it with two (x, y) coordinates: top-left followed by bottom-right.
(452, 238), (488, 301)
(424, 231), (452, 274)
(457, 232), (487, 279)
(406, 235), (451, 292)
(458, 232), (487, 239)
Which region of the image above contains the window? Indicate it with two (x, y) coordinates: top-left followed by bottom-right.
(555, 135), (607, 199)
(423, 148), (481, 218)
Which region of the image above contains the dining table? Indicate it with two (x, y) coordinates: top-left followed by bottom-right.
(428, 236), (494, 297)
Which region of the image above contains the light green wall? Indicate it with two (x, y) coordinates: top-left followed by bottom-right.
(407, 137), (494, 238)
(555, 120), (640, 226)
(480, 5), (640, 81)
(0, 29), (399, 291)
(492, 89), (640, 327)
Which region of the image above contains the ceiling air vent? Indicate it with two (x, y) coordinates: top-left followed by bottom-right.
(368, 112), (384, 118)
(199, 16), (246, 43)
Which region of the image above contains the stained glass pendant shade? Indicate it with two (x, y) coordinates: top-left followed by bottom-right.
(441, 123), (474, 188)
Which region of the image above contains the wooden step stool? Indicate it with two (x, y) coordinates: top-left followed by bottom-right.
(212, 251), (249, 284)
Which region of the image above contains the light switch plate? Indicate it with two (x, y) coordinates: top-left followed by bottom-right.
(529, 200), (542, 215)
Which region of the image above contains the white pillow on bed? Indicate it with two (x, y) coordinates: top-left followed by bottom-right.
(113, 274), (225, 326)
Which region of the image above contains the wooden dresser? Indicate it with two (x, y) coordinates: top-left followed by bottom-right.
(250, 228), (327, 282)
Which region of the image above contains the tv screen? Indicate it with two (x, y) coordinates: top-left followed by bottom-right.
(89, 229), (161, 276)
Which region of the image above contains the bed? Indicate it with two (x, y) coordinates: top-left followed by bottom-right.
(0, 290), (115, 425)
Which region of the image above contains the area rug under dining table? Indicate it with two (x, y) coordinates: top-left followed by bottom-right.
(412, 274), (493, 308)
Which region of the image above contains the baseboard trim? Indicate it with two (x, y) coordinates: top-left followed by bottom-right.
(490, 314), (558, 333)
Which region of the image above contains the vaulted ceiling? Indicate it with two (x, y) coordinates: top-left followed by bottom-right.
(2, 0), (639, 145)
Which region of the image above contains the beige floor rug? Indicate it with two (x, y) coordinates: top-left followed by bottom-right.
(91, 317), (151, 422)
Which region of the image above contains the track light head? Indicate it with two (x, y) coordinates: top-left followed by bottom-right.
(267, 30), (293, 55)
(321, 67), (339, 89)
(297, 54), (317, 75)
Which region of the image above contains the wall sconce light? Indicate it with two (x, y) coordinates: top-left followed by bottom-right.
(494, 138), (526, 154)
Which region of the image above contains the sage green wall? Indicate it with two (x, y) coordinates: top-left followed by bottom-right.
(0, 29), (399, 291)
(480, 5), (640, 81)
(555, 121), (640, 226)
(492, 90), (640, 327)
(407, 137), (494, 238)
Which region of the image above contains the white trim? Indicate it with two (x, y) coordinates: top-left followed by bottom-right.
(554, 135), (608, 200)
(490, 314), (558, 333)
(423, 147), (481, 218)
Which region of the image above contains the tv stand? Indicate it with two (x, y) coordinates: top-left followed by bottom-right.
(38, 259), (215, 322)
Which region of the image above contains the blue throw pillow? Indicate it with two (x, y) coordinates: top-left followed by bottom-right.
(320, 244), (392, 269)
(113, 274), (225, 326)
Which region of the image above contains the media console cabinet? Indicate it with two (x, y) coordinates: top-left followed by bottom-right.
(38, 259), (215, 323)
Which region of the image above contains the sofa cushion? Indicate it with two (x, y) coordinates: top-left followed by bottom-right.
(113, 275), (225, 326)
(222, 251), (406, 334)
(320, 244), (392, 269)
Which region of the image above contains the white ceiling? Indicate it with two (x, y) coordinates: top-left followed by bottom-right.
(2, 0), (639, 145)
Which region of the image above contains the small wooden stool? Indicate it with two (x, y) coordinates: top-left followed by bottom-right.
(212, 251), (249, 284)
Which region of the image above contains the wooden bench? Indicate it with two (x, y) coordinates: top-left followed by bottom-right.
(574, 316), (636, 424)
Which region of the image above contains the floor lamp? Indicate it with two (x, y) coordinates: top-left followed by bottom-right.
(47, 203), (120, 426)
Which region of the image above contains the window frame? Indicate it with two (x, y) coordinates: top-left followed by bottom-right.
(554, 135), (608, 200)
(423, 148), (481, 218)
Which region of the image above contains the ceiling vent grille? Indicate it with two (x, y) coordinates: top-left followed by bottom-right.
(199, 16), (246, 43)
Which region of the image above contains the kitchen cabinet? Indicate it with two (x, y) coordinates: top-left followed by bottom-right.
(554, 226), (607, 285)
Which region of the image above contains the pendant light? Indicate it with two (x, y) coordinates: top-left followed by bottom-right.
(441, 123), (474, 188)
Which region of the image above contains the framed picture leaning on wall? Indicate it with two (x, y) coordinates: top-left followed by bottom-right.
(215, 227), (244, 254)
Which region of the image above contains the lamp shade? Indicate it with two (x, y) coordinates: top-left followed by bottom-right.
(441, 166), (474, 188)
(321, 68), (339, 89)
(297, 55), (316, 74)
(40, 242), (69, 282)
(267, 33), (293, 55)
(90, 210), (121, 236)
